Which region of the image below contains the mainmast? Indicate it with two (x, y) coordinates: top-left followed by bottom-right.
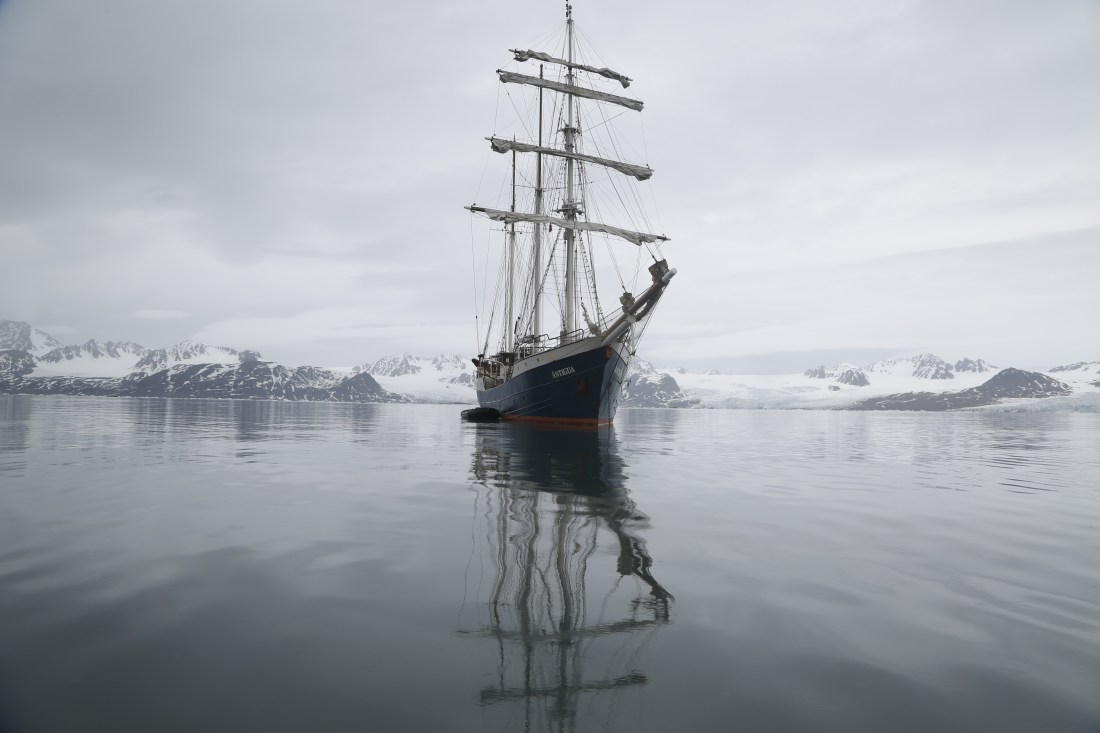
(562, 2), (578, 343)
(531, 66), (544, 344)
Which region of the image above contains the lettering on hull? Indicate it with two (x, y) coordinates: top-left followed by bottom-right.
(551, 366), (576, 379)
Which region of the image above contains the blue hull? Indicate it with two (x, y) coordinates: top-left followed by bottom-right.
(476, 343), (628, 424)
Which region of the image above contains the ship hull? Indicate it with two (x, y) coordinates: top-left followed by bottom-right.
(476, 340), (629, 425)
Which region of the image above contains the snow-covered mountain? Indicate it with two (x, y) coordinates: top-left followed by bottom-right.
(954, 357), (995, 373)
(35, 340), (148, 378)
(804, 363), (870, 386)
(0, 350), (36, 379)
(621, 358), (691, 408)
(853, 368), (1073, 411)
(1049, 360), (1100, 387)
(2, 320), (1097, 411)
(118, 360), (397, 402)
(646, 352), (1097, 410)
(863, 353), (964, 380)
(347, 353), (476, 403)
(803, 353), (999, 393)
(344, 350), (1097, 411)
(0, 320), (62, 356)
(134, 340), (241, 373)
(0, 322), (401, 404)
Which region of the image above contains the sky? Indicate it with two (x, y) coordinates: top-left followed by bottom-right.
(1, 0), (1097, 372)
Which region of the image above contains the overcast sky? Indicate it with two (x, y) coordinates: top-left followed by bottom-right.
(1, 0), (1097, 372)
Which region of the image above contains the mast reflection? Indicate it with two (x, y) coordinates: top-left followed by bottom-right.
(464, 424), (671, 731)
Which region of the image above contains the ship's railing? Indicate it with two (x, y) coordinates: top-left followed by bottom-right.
(513, 315), (620, 360)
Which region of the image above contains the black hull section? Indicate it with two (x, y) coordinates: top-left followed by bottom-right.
(476, 343), (628, 424)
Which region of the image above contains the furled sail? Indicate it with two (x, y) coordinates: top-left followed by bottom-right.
(487, 137), (652, 181)
(496, 70), (643, 112)
(510, 49), (632, 88)
(466, 206), (669, 246)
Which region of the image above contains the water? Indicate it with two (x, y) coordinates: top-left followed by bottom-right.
(1, 396), (1099, 733)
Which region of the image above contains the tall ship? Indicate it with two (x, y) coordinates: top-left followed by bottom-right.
(466, 3), (676, 425)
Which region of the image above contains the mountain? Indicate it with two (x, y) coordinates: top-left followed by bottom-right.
(863, 353), (957, 380)
(368, 353), (423, 377)
(35, 339), (148, 378)
(2, 320), (1096, 411)
(954, 357), (995, 373)
(1049, 360), (1100, 387)
(39, 340), (146, 362)
(347, 353), (476, 403)
(0, 320), (62, 356)
(852, 369), (1073, 411)
(804, 363), (869, 387)
(622, 359), (692, 408)
(2, 357), (400, 403)
(0, 323), (404, 404)
(0, 350), (37, 379)
(1050, 360), (1100, 374)
(119, 360), (397, 402)
(134, 340), (240, 373)
(646, 351), (1095, 411)
(431, 354), (469, 372)
(798, 353), (1006, 393)
(835, 368), (870, 387)
(1, 374), (120, 397)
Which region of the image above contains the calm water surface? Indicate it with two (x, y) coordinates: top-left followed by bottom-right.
(1, 396), (1099, 732)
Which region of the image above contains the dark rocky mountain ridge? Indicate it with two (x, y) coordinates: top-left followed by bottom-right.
(0, 318), (405, 403)
(852, 368), (1073, 411)
(622, 359), (694, 408)
(38, 339), (147, 364)
(2, 351), (401, 403)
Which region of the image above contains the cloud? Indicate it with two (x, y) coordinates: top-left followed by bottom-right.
(130, 309), (189, 320)
(36, 323), (78, 335)
(0, 0), (1097, 369)
(644, 227), (1099, 370)
(192, 308), (475, 367)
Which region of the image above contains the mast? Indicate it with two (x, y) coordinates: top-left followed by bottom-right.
(562, 2), (577, 342)
(466, 3), (675, 360)
(531, 66), (544, 344)
(507, 146), (516, 353)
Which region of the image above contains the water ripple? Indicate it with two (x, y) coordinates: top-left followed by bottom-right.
(1, 397), (1098, 732)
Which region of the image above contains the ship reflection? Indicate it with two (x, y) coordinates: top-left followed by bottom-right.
(463, 424), (672, 732)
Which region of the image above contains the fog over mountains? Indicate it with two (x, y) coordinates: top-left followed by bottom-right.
(2, 320), (1097, 411)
